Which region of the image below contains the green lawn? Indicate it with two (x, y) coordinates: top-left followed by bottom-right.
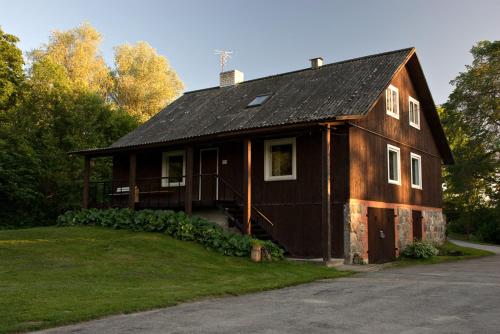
(395, 240), (494, 267)
(0, 226), (349, 334)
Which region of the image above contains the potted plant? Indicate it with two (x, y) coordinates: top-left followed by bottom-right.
(250, 239), (263, 262)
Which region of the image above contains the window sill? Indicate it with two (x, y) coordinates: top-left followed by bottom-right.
(264, 175), (296, 182)
(386, 111), (400, 119)
(411, 185), (422, 190)
(410, 122), (420, 130)
(388, 180), (401, 186)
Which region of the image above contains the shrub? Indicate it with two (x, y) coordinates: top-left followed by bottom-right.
(400, 240), (439, 259)
(58, 209), (284, 260)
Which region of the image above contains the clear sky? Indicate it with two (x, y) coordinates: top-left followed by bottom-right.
(1, 0), (498, 104)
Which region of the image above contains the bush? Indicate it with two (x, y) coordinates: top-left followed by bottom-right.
(58, 209), (284, 260)
(400, 240), (439, 259)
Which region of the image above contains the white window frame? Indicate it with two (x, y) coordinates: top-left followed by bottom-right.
(161, 150), (186, 187)
(264, 137), (297, 181)
(410, 152), (423, 189)
(386, 85), (399, 119)
(409, 96), (421, 129)
(387, 144), (401, 185)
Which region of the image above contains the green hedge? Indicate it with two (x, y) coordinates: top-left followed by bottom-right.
(57, 209), (284, 260)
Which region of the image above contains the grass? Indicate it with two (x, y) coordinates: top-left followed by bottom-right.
(394, 240), (494, 267)
(0, 226), (350, 334)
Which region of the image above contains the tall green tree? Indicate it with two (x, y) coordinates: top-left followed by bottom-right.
(112, 41), (184, 121)
(0, 26), (24, 111)
(441, 40), (500, 242)
(28, 22), (113, 97)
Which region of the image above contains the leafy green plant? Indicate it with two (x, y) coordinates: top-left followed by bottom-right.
(400, 240), (439, 259)
(57, 209), (284, 260)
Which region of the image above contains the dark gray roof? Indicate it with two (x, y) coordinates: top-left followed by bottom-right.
(110, 47), (414, 149)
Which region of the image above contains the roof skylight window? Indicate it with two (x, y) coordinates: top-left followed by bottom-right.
(247, 94), (271, 107)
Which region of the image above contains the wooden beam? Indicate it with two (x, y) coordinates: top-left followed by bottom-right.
(82, 156), (91, 209)
(128, 153), (137, 210)
(243, 138), (252, 235)
(321, 125), (332, 262)
(184, 146), (194, 215)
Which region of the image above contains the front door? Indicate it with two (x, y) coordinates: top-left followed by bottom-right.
(368, 207), (396, 263)
(199, 148), (218, 203)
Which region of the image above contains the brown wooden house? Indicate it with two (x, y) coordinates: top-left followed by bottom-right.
(74, 47), (453, 263)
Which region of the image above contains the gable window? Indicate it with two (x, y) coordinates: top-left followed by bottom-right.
(162, 150), (185, 187)
(264, 137), (296, 181)
(387, 144), (401, 185)
(386, 85), (399, 119)
(411, 153), (422, 189)
(409, 96), (420, 129)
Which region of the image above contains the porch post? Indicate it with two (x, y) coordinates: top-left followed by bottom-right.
(321, 125), (332, 262)
(82, 156), (91, 209)
(128, 153), (137, 210)
(184, 146), (194, 215)
(243, 138), (252, 235)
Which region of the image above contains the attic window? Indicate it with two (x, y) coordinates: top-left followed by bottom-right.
(247, 94), (271, 107)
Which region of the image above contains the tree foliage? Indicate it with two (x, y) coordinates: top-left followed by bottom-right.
(0, 26), (24, 111)
(28, 23), (112, 97)
(113, 41), (184, 121)
(441, 40), (500, 243)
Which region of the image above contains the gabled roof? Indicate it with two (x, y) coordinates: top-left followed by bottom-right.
(77, 47), (453, 164)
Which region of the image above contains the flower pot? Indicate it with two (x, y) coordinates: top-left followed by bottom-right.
(251, 245), (262, 262)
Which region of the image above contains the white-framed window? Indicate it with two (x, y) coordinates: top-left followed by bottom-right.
(410, 153), (422, 189)
(387, 144), (401, 185)
(162, 150), (186, 187)
(386, 84), (399, 119)
(409, 96), (420, 129)
(264, 137), (296, 181)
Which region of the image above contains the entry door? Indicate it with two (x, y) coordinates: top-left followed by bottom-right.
(368, 208), (396, 263)
(412, 210), (423, 241)
(199, 148), (218, 202)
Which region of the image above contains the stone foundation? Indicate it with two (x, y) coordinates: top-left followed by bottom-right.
(344, 200), (446, 264)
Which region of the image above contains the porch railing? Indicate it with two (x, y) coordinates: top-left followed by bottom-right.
(88, 174), (274, 234)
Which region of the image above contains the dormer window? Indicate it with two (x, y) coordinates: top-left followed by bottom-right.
(247, 94), (271, 107)
(386, 85), (399, 119)
(409, 96), (420, 129)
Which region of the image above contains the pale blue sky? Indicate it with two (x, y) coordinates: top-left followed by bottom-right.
(1, 0), (499, 103)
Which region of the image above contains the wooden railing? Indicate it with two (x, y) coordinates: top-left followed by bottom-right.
(88, 174), (274, 235)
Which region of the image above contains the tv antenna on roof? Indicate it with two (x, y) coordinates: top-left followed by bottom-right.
(214, 49), (233, 73)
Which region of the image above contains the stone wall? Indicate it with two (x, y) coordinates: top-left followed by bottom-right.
(343, 203), (368, 264)
(396, 207), (412, 255)
(422, 210), (446, 245)
(344, 200), (446, 264)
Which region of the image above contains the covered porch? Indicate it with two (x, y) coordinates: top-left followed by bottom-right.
(78, 124), (341, 259)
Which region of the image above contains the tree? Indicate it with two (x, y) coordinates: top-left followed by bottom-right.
(0, 26), (24, 111)
(112, 41), (184, 122)
(441, 40), (500, 243)
(28, 22), (112, 97)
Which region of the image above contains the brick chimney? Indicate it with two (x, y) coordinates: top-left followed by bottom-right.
(220, 70), (244, 87)
(310, 57), (324, 69)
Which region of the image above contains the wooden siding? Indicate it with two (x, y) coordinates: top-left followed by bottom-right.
(349, 65), (443, 208)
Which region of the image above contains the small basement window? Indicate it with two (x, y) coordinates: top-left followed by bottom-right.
(264, 137), (296, 181)
(411, 153), (422, 189)
(386, 85), (399, 119)
(247, 94), (271, 107)
(409, 96), (420, 129)
(387, 144), (401, 185)
(162, 150), (186, 187)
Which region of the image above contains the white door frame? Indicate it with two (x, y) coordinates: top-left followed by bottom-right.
(198, 147), (219, 201)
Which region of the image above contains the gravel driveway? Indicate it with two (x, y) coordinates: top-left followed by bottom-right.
(34, 241), (500, 334)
